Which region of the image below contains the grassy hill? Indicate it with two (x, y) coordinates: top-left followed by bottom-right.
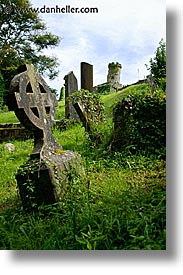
(0, 83), (149, 124)
(0, 84), (166, 250)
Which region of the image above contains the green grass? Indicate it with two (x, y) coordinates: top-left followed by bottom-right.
(101, 84), (150, 120)
(0, 111), (19, 123)
(0, 103), (65, 124)
(0, 84), (166, 250)
(55, 99), (65, 120)
(0, 144), (166, 250)
(0, 139), (33, 209)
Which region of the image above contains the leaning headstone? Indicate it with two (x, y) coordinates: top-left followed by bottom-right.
(64, 71), (79, 121)
(73, 102), (103, 145)
(7, 64), (84, 211)
(73, 102), (90, 132)
(81, 62), (93, 92)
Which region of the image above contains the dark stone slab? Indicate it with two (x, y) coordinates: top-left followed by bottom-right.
(0, 120), (70, 142)
(0, 127), (32, 142)
(81, 62), (93, 92)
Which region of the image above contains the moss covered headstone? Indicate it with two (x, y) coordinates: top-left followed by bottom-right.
(7, 64), (84, 211)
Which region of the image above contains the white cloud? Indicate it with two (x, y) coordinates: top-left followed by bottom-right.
(30, 0), (166, 91)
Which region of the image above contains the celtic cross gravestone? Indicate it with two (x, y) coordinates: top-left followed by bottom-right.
(7, 64), (84, 211)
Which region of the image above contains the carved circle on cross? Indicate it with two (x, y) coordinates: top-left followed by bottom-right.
(10, 64), (58, 132)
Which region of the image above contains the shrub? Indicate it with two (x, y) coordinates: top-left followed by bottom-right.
(0, 71), (7, 108)
(69, 89), (105, 145)
(69, 89), (105, 124)
(96, 83), (111, 95)
(111, 89), (166, 157)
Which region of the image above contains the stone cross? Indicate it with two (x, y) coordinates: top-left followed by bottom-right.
(7, 64), (84, 211)
(9, 64), (63, 157)
(64, 71), (79, 121)
(81, 62), (93, 92)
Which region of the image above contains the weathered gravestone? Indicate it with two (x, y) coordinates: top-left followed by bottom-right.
(64, 71), (79, 121)
(81, 62), (93, 92)
(7, 64), (84, 211)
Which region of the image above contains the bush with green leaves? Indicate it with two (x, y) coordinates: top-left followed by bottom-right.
(0, 71), (7, 108)
(70, 89), (105, 124)
(69, 89), (105, 145)
(96, 83), (111, 95)
(112, 89), (166, 157)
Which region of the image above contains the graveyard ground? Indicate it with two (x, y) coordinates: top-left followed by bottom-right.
(0, 84), (166, 250)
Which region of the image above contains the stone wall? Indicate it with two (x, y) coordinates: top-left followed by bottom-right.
(0, 123), (32, 142)
(0, 120), (66, 142)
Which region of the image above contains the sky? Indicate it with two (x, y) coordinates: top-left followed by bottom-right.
(30, 0), (166, 93)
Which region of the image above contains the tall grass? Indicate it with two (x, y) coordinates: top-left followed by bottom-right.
(0, 150), (166, 250)
(0, 84), (166, 250)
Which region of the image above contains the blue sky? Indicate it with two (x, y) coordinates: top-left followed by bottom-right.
(30, 0), (166, 92)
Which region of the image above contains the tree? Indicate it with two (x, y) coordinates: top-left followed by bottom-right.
(0, 0), (60, 91)
(0, 71), (7, 107)
(146, 39), (166, 91)
(59, 86), (65, 101)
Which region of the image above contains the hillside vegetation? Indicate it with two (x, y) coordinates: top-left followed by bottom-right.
(0, 84), (166, 250)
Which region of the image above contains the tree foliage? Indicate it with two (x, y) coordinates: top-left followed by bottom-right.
(146, 39), (166, 91)
(0, 0), (60, 90)
(0, 72), (7, 107)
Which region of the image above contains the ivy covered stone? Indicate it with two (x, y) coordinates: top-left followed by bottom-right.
(70, 89), (105, 145)
(16, 151), (84, 211)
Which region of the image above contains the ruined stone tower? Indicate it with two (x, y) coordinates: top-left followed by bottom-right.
(107, 62), (122, 91)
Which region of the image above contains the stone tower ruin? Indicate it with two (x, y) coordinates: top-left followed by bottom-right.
(107, 62), (122, 91)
